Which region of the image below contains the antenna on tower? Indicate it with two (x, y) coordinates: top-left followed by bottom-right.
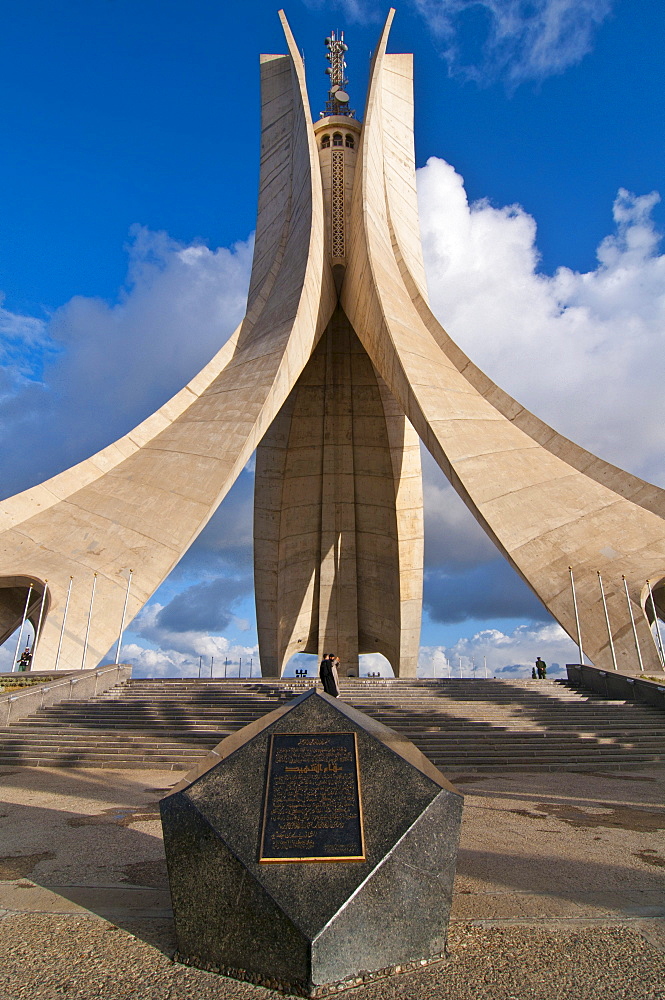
(322, 30), (355, 118)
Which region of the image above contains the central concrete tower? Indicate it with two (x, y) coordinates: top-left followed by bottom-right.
(254, 33), (423, 677)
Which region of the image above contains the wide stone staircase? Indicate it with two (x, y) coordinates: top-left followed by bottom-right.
(1, 676), (664, 772)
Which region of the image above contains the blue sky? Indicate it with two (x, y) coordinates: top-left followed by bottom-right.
(1, 0), (664, 678)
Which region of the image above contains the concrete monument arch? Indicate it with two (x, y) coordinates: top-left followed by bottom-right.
(1, 10), (664, 677)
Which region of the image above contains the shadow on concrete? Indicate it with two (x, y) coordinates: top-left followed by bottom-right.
(455, 846), (665, 915)
(341, 679), (665, 768)
(0, 768), (179, 955)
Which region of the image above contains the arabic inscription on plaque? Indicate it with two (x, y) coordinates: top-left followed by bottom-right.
(259, 732), (365, 862)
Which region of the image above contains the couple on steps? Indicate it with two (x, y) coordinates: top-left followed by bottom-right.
(319, 653), (341, 698)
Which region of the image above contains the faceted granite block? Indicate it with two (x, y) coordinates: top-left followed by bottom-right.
(160, 689), (463, 996)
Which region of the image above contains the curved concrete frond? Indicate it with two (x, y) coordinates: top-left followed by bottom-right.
(342, 11), (665, 675)
(0, 14), (336, 671)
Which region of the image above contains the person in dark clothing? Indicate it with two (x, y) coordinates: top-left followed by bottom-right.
(535, 656), (547, 679)
(531, 666), (538, 679)
(17, 647), (32, 672)
(319, 653), (340, 698)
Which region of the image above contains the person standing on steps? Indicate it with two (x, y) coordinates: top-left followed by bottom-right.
(319, 653), (340, 698)
(333, 656), (341, 698)
(535, 656), (547, 679)
(17, 646), (32, 672)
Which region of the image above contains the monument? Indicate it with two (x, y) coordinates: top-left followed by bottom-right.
(160, 689), (463, 994)
(0, 9), (665, 676)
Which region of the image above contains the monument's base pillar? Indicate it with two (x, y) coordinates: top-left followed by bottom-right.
(160, 690), (462, 997)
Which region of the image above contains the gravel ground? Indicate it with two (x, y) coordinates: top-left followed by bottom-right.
(1, 913), (664, 1000)
(1, 766), (664, 998)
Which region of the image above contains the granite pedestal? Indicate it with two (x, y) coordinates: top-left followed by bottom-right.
(160, 689), (463, 996)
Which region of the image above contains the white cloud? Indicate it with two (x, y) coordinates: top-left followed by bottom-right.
(0, 226), (253, 497)
(0, 295), (53, 393)
(418, 157), (665, 485)
(412, 0), (613, 84)
(419, 621), (578, 678)
(120, 603), (258, 679)
(119, 642), (259, 679)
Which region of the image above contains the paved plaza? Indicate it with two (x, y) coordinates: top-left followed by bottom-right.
(1, 764), (664, 998)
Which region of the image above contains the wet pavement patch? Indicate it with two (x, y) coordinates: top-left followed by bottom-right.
(0, 852), (55, 879)
(541, 802), (665, 832)
(507, 801), (665, 833)
(509, 808), (549, 819)
(634, 849), (665, 869)
(67, 807), (161, 828)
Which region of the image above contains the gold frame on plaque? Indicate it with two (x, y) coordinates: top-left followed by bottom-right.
(259, 731), (366, 863)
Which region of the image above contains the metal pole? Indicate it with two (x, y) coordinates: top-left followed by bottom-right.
(569, 566), (585, 665)
(224, 657), (228, 678)
(597, 571), (618, 671)
(81, 573), (97, 670)
(30, 580), (48, 671)
(250, 657), (253, 677)
(12, 584), (34, 672)
(622, 575), (644, 673)
(458, 656), (462, 678)
(646, 580), (665, 666)
(54, 577), (73, 672)
(198, 656), (202, 679)
(210, 656), (214, 679)
(114, 570), (133, 665)
(239, 656), (242, 678)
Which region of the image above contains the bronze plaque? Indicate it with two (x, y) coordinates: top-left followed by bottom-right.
(259, 732), (365, 863)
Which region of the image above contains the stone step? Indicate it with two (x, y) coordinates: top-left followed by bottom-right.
(10, 717), (664, 731)
(0, 751), (662, 771)
(21, 705), (662, 720)
(2, 676), (664, 771)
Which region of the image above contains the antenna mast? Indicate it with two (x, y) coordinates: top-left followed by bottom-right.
(323, 30), (355, 117)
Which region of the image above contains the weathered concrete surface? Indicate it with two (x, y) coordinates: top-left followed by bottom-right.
(0, 764), (664, 997)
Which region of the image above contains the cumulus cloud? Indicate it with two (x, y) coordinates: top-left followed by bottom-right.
(155, 574), (253, 633)
(416, 156), (665, 645)
(0, 224), (257, 675)
(412, 0), (613, 85)
(418, 158), (665, 484)
(422, 448), (496, 570)
(0, 225), (253, 497)
(419, 622), (578, 678)
(121, 603), (258, 679)
(120, 639), (259, 680)
(0, 296), (54, 395)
